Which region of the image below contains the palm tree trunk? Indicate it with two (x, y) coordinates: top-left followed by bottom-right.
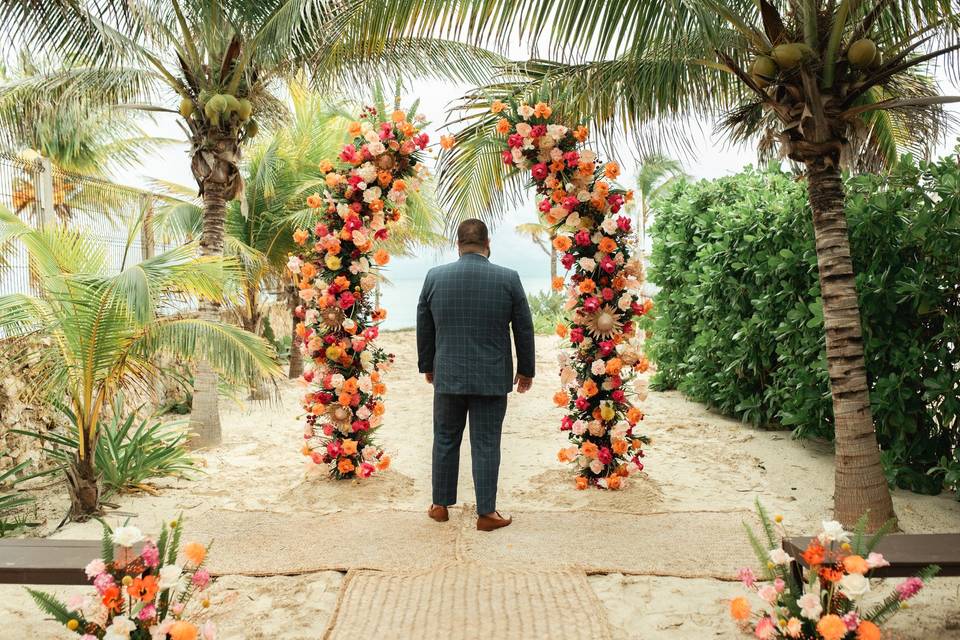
(549, 245), (557, 281)
(287, 285), (303, 379)
(66, 452), (100, 521)
(188, 180), (229, 447)
(806, 159), (895, 530)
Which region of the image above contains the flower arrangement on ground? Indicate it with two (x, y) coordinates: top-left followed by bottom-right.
(28, 519), (215, 639)
(288, 105), (428, 479)
(490, 99), (651, 489)
(731, 501), (938, 639)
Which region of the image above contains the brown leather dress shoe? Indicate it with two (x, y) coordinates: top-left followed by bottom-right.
(428, 504), (449, 522)
(477, 511), (512, 531)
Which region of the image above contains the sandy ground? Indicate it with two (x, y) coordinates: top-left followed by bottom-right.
(3, 330), (960, 639)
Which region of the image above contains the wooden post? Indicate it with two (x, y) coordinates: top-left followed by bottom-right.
(34, 157), (55, 228)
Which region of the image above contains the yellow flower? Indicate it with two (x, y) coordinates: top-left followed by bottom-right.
(325, 254), (342, 271)
(599, 403), (615, 421)
(391, 109), (406, 123)
(326, 345), (342, 361)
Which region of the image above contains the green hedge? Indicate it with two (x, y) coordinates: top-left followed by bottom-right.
(647, 154), (960, 496)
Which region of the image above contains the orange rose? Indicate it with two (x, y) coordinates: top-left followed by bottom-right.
(607, 475), (622, 490)
(372, 308), (387, 321)
(842, 554), (869, 575)
(612, 439), (628, 455)
(342, 377), (359, 394)
(338, 458), (355, 474)
(325, 172), (341, 188)
(552, 235), (572, 252)
(391, 109), (406, 123)
(373, 249), (390, 266)
(306, 193), (323, 209)
(857, 621), (881, 640)
(553, 391), (569, 407)
(347, 121), (363, 137)
(598, 237), (617, 253)
(368, 199), (384, 212)
(573, 125), (588, 142)
(293, 229), (310, 245)
(169, 621), (199, 640)
(373, 383), (387, 395)
(605, 358), (623, 375)
(533, 102), (552, 118)
(557, 447), (575, 463)
(578, 279), (596, 294)
(580, 441), (599, 458)
(817, 615), (847, 640)
(295, 322), (307, 338)
(342, 439), (358, 455)
(636, 356), (650, 373)
(319, 159), (334, 173)
(603, 161), (621, 179)
(582, 379), (598, 397)
(729, 597), (751, 621)
(182, 541), (206, 566)
(376, 455), (391, 471)
(643, 299), (654, 313)
(373, 402), (385, 416)
(440, 134), (455, 150)
(555, 323), (568, 339)
(626, 407), (643, 425)
(378, 170), (393, 186)
(496, 118), (512, 134)
(551, 276), (565, 291)
(300, 261), (317, 281)
(490, 100), (507, 114)
(392, 179), (407, 191)
(575, 476), (588, 490)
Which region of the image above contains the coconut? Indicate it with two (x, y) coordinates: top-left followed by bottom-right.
(179, 97), (194, 118)
(848, 38), (877, 68)
(203, 102), (220, 127)
(222, 94), (241, 116)
(245, 119), (259, 138)
(751, 55), (778, 79)
(236, 98), (253, 121)
(869, 48), (883, 70)
(206, 94), (228, 113)
(772, 43), (805, 69)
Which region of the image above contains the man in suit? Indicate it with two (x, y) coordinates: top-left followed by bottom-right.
(416, 219), (536, 531)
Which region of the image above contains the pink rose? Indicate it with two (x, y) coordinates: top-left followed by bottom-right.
(507, 133), (524, 148)
(574, 230), (592, 246)
(358, 462), (376, 478)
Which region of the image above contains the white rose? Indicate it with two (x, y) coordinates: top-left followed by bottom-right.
(364, 129), (380, 144)
(360, 121), (373, 134)
(768, 548), (792, 565)
(579, 258), (597, 272)
(589, 459), (604, 474)
(797, 593), (822, 620)
(601, 217), (618, 234)
(357, 163), (377, 182)
(565, 212), (581, 228)
(839, 573), (870, 599)
(547, 124), (568, 140)
(590, 360), (606, 376)
(362, 445), (379, 461)
(618, 294), (633, 311)
(571, 420), (587, 435)
(356, 405), (372, 419)
(517, 104), (534, 119)
(158, 564), (183, 590)
(366, 141), (385, 156)
(515, 122), (532, 137)
(360, 350), (374, 371)
(330, 373), (345, 389)
(336, 202), (351, 218)
(363, 186), (382, 203)
(286, 255), (302, 274)
(818, 520), (850, 544)
(111, 525), (144, 548)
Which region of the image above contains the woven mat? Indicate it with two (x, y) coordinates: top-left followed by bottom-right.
(324, 563), (613, 640)
(191, 508), (756, 580)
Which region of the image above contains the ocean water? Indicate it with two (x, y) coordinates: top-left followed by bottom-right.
(380, 274), (554, 330)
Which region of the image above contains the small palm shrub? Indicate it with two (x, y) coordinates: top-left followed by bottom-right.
(17, 402), (197, 497)
(0, 460), (38, 536)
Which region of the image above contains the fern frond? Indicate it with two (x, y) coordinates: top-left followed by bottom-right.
(26, 588), (73, 624)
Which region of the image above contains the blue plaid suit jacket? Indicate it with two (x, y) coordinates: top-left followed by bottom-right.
(416, 253), (536, 395)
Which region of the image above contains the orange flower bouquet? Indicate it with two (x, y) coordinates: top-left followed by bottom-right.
(289, 103), (428, 479)
(484, 99), (651, 489)
(731, 501), (938, 639)
(28, 518), (216, 639)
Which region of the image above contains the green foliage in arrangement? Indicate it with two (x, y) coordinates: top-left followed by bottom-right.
(648, 153), (960, 497)
(0, 460), (38, 536)
(526, 290), (566, 335)
(15, 402), (197, 498)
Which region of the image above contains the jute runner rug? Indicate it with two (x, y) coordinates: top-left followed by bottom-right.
(323, 563), (613, 640)
(191, 508), (757, 580)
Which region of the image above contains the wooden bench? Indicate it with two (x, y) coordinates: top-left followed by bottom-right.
(0, 539), (104, 585)
(783, 533), (960, 582)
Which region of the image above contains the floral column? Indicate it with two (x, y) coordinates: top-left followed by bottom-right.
(288, 105), (429, 480)
(493, 100), (652, 490)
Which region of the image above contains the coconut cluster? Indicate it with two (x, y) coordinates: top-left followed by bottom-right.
(179, 91), (257, 138)
(750, 38), (881, 87)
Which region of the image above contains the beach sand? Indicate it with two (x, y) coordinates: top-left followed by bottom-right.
(4, 331), (959, 638)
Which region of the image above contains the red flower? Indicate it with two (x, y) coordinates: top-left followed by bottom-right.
(531, 163), (548, 181)
(569, 327), (584, 343)
(501, 150), (514, 165)
(600, 257), (616, 273)
(339, 291), (357, 310)
(530, 124), (547, 138)
(363, 326), (379, 341)
(612, 389), (626, 402)
(339, 144), (358, 163)
(616, 216), (631, 232)
(562, 196), (580, 211)
(597, 447), (613, 464)
(561, 253), (575, 269)
(315, 222), (330, 236)
(538, 198), (552, 212)
(575, 397), (589, 410)
(563, 150), (580, 167)
(598, 340), (615, 356)
(560, 416), (573, 431)
(327, 441), (342, 457)
(582, 297), (600, 313)
(507, 133), (524, 148)
(574, 230), (592, 246)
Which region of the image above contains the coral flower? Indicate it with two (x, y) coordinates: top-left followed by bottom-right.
(533, 102), (552, 118)
(306, 193), (323, 209)
(373, 249), (390, 266)
(555, 323), (568, 339)
(347, 122), (363, 137)
(551, 276), (565, 291)
(376, 455), (391, 471)
(582, 379), (598, 397)
(580, 441), (599, 459)
(440, 135), (456, 150)
(552, 235), (572, 252)
(626, 407), (643, 425)
(293, 229), (310, 245)
(575, 476), (588, 490)
(842, 554), (869, 575)
(612, 439), (628, 455)
(729, 596), (751, 621)
(802, 540), (826, 566)
(183, 541), (207, 567)
(169, 621), (199, 640)
(338, 458), (356, 474)
(553, 391), (570, 407)
(816, 615), (848, 640)
(496, 118), (512, 134)
(490, 100), (507, 114)
(578, 279), (596, 294)
(603, 161), (621, 179)
(606, 475), (622, 490)
(857, 620), (881, 640)
(391, 109), (406, 122)
(598, 237), (618, 253)
(572, 125), (589, 141)
(342, 439), (358, 455)
(128, 575), (159, 602)
(319, 159), (334, 173)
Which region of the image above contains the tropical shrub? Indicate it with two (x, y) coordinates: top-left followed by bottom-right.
(16, 400), (197, 498)
(527, 290), (566, 335)
(0, 460), (38, 536)
(648, 153), (960, 495)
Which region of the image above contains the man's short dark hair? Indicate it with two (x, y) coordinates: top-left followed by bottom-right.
(457, 218), (489, 247)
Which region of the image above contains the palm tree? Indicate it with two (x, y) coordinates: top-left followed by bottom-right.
(2, 0), (505, 446)
(397, 0), (960, 528)
(634, 155), (686, 253)
(0, 208), (280, 519)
